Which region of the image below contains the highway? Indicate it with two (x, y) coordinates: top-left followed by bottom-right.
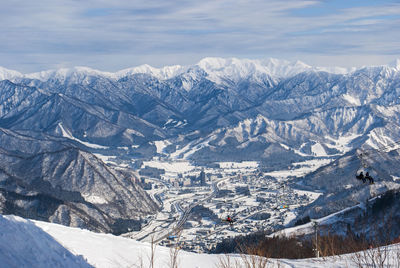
(137, 177), (231, 244)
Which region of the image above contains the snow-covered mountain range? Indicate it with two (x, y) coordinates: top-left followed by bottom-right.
(0, 57), (356, 82)
(1, 57), (400, 230)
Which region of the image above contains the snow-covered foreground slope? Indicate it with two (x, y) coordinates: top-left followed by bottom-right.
(0, 214), (91, 268)
(2, 214), (400, 268)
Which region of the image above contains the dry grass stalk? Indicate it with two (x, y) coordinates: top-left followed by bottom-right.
(168, 230), (182, 268)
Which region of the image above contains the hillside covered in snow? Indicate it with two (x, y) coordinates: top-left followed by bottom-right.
(2, 214), (400, 268)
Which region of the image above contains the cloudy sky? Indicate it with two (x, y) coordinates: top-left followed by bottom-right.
(1, 0), (400, 72)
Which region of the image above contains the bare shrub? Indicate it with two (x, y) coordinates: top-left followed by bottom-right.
(256, 235), (313, 259)
(216, 242), (271, 268)
(132, 254), (144, 268)
(217, 254), (240, 268)
(317, 231), (367, 258)
(351, 245), (394, 268)
(216, 252), (269, 268)
(238, 244), (269, 268)
(149, 236), (157, 268)
(168, 243), (180, 268)
(168, 231), (182, 268)
(349, 221), (400, 268)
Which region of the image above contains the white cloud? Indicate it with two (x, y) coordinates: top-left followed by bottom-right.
(0, 0), (399, 71)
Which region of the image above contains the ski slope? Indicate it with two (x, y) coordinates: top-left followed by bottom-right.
(1, 214), (399, 268)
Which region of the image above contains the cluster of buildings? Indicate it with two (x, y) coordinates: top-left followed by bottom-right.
(134, 161), (316, 253)
(140, 166), (208, 189)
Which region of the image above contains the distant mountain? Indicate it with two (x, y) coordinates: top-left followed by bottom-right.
(1, 57), (354, 82)
(2, 57), (400, 227)
(293, 147), (400, 219)
(0, 66), (22, 81)
(0, 128), (158, 234)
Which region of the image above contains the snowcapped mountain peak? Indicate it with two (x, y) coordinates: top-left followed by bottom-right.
(22, 64), (187, 82)
(197, 57), (264, 73)
(262, 58), (312, 77)
(194, 57), (319, 84)
(196, 57), (264, 83)
(3, 57), (392, 84)
(195, 57), (358, 82)
(0, 66), (23, 81)
(24, 66), (115, 82)
(196, 57), (228, 70)
(116, 64), (187, 80)
(388, 58), (400, 71)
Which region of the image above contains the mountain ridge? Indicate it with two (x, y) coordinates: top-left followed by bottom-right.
(4, 57), (396, 83)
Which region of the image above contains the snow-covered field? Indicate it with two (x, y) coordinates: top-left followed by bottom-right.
(58, 123), (109, 149)
(264, 159), (333, 178)
(1, 214), (400, 268)
(142, 160), (196, 174)
(218, 161), (259, 169)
